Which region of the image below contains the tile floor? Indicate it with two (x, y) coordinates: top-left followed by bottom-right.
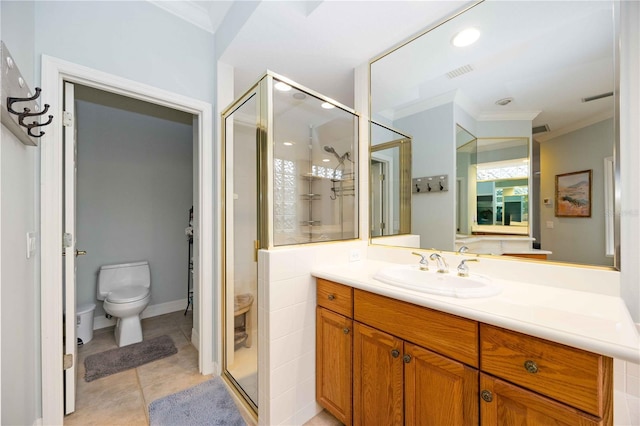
(64, 310), (339, 425)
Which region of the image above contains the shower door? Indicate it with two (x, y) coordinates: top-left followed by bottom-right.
(223, 87), (262, 412)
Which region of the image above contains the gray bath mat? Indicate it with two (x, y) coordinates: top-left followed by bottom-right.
(149, 376), (246, 425)
(84, 334), (177, 382)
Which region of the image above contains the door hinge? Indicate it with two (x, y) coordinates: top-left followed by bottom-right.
(379, 174), (385, 181)
(380, 222), (386, 230)
(254, 240), (260, 262)
(63, 232), (73, 248)
(63, 353), (73, 370)
(63, 111), (74, 127)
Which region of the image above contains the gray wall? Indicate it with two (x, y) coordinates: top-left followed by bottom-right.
(396, 103), (456, 250)
(1, 2), (41, 425)
(34, 1), (215, 104)
(75, 92), (193, 318)
(540, 119), (614, 266)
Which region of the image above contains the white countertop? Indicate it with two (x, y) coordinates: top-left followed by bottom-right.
(312, 259), (640, 363)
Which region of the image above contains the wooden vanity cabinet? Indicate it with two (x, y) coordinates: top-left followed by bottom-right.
(315, 279), (613, 426)
(480, 324), (613, 425)
(352, 292), (479, 426)
(480, 374), (602, 426)
(316, 279), (353, 425)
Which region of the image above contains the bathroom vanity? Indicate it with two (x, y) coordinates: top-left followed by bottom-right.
(313, 260), (638, 426)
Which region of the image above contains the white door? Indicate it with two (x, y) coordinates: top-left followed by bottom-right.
(63, 81), (79, 414)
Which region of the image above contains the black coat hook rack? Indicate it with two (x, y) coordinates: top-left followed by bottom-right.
(7, 87), (53, 138)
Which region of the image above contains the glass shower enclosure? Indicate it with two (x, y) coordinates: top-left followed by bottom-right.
(222, 72), (359, 414)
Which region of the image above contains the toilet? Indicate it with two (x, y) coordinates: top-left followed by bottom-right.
(97, 261), (151, 347)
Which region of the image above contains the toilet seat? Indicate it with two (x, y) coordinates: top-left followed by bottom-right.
(106, 285), (150, 304)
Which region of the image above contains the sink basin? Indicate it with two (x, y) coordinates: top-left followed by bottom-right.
(373, 265), (502, 298)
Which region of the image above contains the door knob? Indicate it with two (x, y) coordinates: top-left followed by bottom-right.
(62, 249), (87, 257)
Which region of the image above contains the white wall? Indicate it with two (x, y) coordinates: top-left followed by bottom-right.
(0, 126), (40, 426)
(619, 0), (640, 323)
(1, 2), (41, 425)
(539, 119), (614, 266)
(75, 92), (193, 319)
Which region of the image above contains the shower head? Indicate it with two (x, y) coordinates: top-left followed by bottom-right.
(323, 145), (342, 162)
(323, 145), (352, 165)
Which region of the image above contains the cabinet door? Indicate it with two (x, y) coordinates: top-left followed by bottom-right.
(316, 307), (352, 425)
(480, 374), (603, 426)
(353, 322), (403, 426)
(405, 343), (478, 426)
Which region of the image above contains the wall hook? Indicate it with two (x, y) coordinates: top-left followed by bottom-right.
(7, 87), (42, 115)
(6, 87), (53, 138)
(21, 114), (54, 138)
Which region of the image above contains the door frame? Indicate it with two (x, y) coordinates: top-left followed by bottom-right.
(40, 55), (215, 424)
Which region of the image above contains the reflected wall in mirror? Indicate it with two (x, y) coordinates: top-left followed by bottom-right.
(370, 122), (412, 240)
(370, 0), (617, 268)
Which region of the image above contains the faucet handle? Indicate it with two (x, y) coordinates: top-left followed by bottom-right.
(457, 258), (479, 277)
(458, 246), (469, 254)
(411, 252), (429, 271)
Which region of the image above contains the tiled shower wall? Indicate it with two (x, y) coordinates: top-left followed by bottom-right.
(258, 240), (368, 425)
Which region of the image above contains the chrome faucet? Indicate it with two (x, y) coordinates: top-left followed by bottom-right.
(458, 246), (469, 254)
(411, 252), (429, 271)
(429, 253), (449, 273)
(457, 258), (479, 277)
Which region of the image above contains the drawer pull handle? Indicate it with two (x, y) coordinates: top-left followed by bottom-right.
(391, 349), (400, 358)
(403, 354), (412, 363)
(481, 390), (493, 403)
(524, 360), (539, 374)
(343, 327), (350, 335)
(328, 294), (336, 301)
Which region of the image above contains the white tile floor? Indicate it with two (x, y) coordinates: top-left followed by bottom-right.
(63, 310), (337, 425)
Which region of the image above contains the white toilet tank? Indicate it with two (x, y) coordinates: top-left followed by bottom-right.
(97, 261), (150, 301)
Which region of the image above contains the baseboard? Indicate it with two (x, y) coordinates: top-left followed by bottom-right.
(93, 298), (189, 330)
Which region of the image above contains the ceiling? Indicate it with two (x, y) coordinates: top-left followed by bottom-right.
(147, 0), (616, 141)
(149, 0), (471, 107)
(370, 1), (616, 141)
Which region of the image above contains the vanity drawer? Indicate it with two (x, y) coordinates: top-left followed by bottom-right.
(317, 279), (353, 318)
(480, 324), (612, 417)
(354, 289), (478, 367)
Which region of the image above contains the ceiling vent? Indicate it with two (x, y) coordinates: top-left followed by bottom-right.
(532, 124), (550, 134)
(446, 64), (474, 79)
(582, 91), (613, 103)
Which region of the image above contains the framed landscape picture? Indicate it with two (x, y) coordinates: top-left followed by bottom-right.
(555, 170), (592, 217)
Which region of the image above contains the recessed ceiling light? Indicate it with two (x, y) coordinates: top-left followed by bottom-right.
(321, 102), (335, 109)
(283, 141), (294, 146)
(292, 92), (306, 100)
(452, 28), (480, 47)
(322, 158), (331, 162)
(495, 97), (514, 106)
(274, 82), (292, 92)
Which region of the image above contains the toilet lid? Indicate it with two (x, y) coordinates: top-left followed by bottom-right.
(107, 286), (150, 303)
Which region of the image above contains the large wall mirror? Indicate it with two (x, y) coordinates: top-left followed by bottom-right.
(369, 0), (619, 269)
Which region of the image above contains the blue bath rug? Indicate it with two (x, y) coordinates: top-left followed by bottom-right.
(148, 376), (246, 425)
